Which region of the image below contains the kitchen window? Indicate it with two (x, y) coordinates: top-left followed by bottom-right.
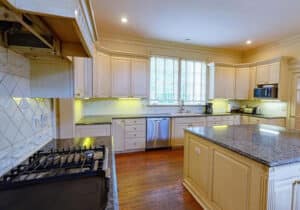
(149, 56), (179, 105)
(180, 60), (207, 105)
(149, 56), (207, 105)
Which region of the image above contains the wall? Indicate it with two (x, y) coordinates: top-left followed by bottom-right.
(98, 35), (242, 64)
(242, 34), (300, 64)
(76, 98), (204, 119)
(0, 46), (54, 176)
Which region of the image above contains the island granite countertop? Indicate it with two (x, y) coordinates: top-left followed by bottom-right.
(185, 124), (300, 167)
(54, 136), (119, 210)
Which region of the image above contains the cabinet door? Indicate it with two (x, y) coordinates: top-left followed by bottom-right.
(187, 138), (210, 198)
(173, 123), (190, 146)
(74, 57), (85, 98)
(249, 66), (257, 99)
(111, 57), (131, 97)
(93, 52), (111, 97)
(224, 67), (236, 99)
(214, 67), (225, 98)
(269, 62), (280, 84)
(212, 150), (250, 210)
(256, 64), (269, 85)
(112, 119), (125, 152)
(235, 67), (250, 99)
(131, 59), (148, 97)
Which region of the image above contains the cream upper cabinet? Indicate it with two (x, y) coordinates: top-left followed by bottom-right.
(209, 64), (235, 99)
(249, 66), (257, 99)
(74, 57), (93, 98)
(93, 52), (111, 97)
(235, 67), (250, 99)
(256, 62), (280, 85)
(256, 64), (269, 85)
(269, 62), (280, 84)
(131, 59), (149, 98)
(111, 57), (131, 97)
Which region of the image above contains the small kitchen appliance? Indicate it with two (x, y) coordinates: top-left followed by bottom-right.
(205, 103), (213, 114)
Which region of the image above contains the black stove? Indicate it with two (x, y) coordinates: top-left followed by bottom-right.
(0, 145), (109, 210)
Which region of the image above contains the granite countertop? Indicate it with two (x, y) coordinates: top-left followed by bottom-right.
(185, 124), (300, 167)
(75, 113), (286, 125)
(54, 137), (119, 210)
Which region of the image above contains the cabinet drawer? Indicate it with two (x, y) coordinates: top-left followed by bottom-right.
(221, 116), (234, 121)
(125, 131), (145, 138)
(174, 117), (206, 124)
(125, 125), (145, 132)
(206, 116), (222, 122)
(75, 124), (111, 137)
(206, 121), (223, 126)
(124, 118), (146, 125)
(125, 138), (145, 150)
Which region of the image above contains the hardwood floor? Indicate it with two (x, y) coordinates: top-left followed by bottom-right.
(116, 149), (204, 210)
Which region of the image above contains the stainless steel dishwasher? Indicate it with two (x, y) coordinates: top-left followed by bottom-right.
(146, 118), (171, 150)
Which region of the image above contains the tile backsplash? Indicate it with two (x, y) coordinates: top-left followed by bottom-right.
(0, 47), (54, 176)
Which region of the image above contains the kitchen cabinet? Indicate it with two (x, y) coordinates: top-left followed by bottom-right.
(75, 124), (111, 138)
(235, 67), (250, 99)
(111, 56), (149, 98)
(131, 59), (149, 98)
(208, 64), (235, 99)
(288, 73), (300, 130)
(242, 116), (286, 127)
(206, 115), (239, 126)
(172, 117), (206, 147)
(112, 118), (146, 152)
(74, 57), (93, 98)
(249, 66), (257, 99)
(256, 62), (280, 85)
(93, 52), (111, 97)
(111, 57), (131, 97)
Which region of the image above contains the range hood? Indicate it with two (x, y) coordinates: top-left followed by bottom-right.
(0, 0), (98, 57)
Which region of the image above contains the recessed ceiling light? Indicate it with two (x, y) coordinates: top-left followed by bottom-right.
(121, 17), (128, 23)
(246, 40), (252, 45)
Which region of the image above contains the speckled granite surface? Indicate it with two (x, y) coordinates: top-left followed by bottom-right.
(185, 124), (300, 167)
(55, 137), (119, 210)
(76, 113), (285, 125)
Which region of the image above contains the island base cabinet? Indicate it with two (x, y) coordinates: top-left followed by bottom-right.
(183, 132), (269, 210)
(184, 132), (300, 210)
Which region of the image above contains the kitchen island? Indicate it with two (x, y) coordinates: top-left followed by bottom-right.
(184, 124), (300, 210)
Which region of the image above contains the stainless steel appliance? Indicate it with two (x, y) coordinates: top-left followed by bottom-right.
(146, 118), (170, 149)
(254, 86), (278, 98)
(0, 146), (109, 210)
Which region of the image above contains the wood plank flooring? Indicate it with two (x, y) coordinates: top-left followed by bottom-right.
(116, 149), (204, 210)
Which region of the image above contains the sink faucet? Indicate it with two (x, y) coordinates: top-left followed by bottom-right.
(179, 100), (185, 113)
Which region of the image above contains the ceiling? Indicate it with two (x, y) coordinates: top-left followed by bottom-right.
(91, 0), (300, 50)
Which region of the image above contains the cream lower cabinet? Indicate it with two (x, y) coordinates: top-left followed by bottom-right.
(184, 132), (300, 210)
(112, 118), (146, 152)
(172, 117), (206, 147)
(75, 124), (111, 138)
(206, 115), (240, 126)
(242, 116), (286, 127)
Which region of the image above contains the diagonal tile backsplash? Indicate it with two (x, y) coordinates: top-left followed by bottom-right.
(0, 46), (54, 176)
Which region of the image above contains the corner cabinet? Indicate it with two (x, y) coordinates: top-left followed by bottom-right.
(111, 56), (149, 98)
(208, 63), (235, 99)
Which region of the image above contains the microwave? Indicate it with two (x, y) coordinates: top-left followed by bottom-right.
(254, 86), (278, 98)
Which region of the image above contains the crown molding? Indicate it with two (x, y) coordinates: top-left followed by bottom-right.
(97, 33), (242, 58)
